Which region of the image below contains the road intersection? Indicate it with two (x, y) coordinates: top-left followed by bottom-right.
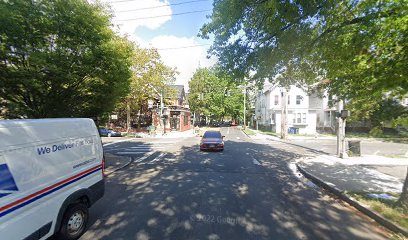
(79, 127), (390, 240)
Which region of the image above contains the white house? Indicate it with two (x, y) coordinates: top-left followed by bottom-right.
(254, 84), (337, 134)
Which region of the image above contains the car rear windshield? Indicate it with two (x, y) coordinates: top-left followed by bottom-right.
(203, 131), (222, 138)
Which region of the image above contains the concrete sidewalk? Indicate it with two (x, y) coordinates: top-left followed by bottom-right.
(297, 155), (407, 193)
(250, 129), (408, 142)
(296, 156), (408, 237)
(248, 129), (407, 192)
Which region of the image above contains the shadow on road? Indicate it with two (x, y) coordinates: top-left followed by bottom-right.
(80, 138), (387, 240)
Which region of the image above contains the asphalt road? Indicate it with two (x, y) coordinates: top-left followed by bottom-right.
(79, 127), (389, 240)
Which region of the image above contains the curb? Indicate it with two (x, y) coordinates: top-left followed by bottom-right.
(105, 157), (133, 176)
(296, 163), (408, 237)
(105, 152), (156, 176)
(241, 129), (251, 138)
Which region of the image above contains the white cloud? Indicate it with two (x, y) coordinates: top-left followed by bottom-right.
(99, 0), (172, 35)
(92, 0), (217, 89)
(149, 35), (217, 89)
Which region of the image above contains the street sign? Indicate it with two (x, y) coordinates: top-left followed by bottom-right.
(111, 115), (118, 120)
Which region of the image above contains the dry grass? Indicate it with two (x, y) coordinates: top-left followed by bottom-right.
(348, 192), (408, 231)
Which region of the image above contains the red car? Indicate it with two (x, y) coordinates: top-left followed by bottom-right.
(200, 131), (225, 151)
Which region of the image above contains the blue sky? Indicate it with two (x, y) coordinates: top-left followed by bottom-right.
(134, 0), (213, 42)
(104, 0), (216, 88)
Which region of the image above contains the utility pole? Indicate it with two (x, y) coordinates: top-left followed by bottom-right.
(256, 117), (259, 131)
(160, 89), (166, 135)
(281, 89), (288, 140)
(243, 86), (247, 130)
(337, 99), (347, 158)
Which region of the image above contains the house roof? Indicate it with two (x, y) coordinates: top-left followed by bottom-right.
(166, 85), (185, 99)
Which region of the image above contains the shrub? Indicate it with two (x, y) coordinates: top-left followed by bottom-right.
(369, 127), (383, 137)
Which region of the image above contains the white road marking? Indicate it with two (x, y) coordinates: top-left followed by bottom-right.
(124, 148), (151, 151)
(373, 150), (380, 155)
(252, 158), (261, 165)
(134, 152), (156, 163)
(116, 151), (149, 154)
(227, 128), (230, 134)
(130, 146), (165, 149)
(103, 138), (132, 147)
(149, 152), (166, 163)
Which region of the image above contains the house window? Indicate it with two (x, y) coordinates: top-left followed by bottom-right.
(302, 113), (306, 123)
(293, 114), (296, 123)
(328, 94), (333, 106)
(296, 95), (302, 105)
(274, 95), (279, 105)
(297, 113), (301, 123)
(287, 95), (290, 105)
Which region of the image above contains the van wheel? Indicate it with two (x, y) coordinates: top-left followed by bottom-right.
(57, 203), (88, 240)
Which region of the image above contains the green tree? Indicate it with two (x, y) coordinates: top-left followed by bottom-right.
(0, 0), (133, 118)
(346, 97), (408, 127)
(114, 46), (176, 128)
(370, 99), (408, 127)
(201, 0), (408, 209)
(200, 0), (408, 98)
(188, 67), (243, 123)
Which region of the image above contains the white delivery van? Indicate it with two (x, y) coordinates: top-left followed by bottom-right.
(0, 118), (105, 240)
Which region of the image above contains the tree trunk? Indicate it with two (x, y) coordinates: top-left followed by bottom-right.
(126, 103), (131, 132)
(137, 109), (141, 130)
(395, 166), (408, 211)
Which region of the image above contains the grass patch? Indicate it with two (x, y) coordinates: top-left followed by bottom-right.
(256, 129), (279, 137)
(347, 133), (408, 143)
(243, 128), (256, 136)
(348, 192), (408, 230)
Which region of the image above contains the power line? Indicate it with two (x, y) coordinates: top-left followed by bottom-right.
(115, 0), (209, 12)
(116, 9), (211, 21)
(156, 44), (211, 50)
(107, 0), (150, 3)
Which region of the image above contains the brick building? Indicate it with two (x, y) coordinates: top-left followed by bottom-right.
(153, 85), (191, 132)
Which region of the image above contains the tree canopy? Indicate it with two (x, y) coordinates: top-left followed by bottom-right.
(113, 46), (177, 125)
(0, 0), (133, 118)
(188, 67), (244, 121)
(200, 0), (408, 100)
(116, 47), (176, 109)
